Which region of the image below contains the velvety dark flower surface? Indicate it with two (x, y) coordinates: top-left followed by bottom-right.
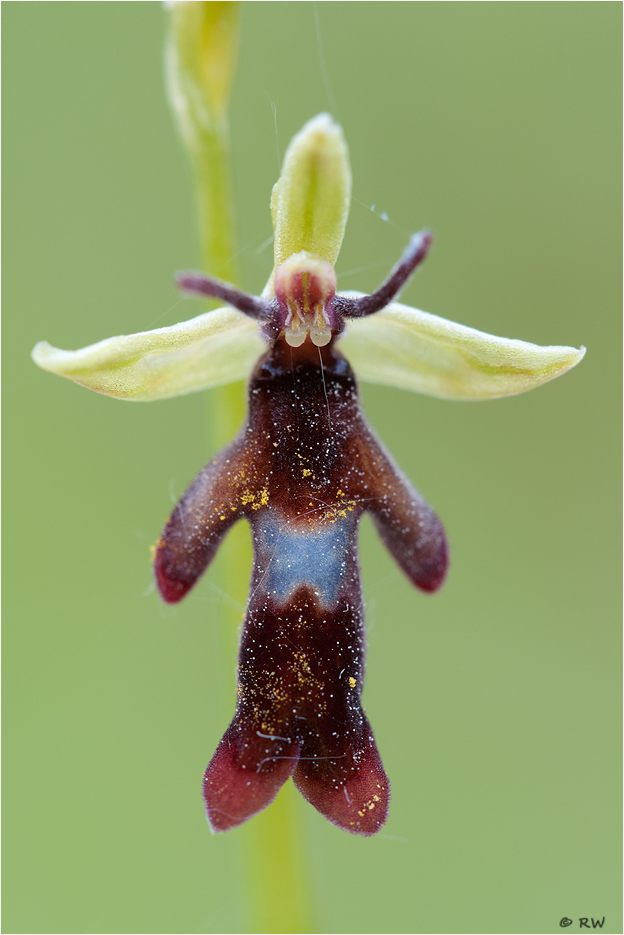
(32, 113), (584, 836)
(156, 335), (446, 833)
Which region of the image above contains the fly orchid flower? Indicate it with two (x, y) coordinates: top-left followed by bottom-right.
(32, 114), (584, 836)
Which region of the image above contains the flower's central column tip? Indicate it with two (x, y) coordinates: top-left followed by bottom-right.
(274, 252), (337, 347)
(298, 112), (342, 138)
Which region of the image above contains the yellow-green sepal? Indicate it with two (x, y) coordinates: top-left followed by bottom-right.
(271, 114), (351, 273)
(339, 297), (585, 399)
(32, 307), (265, 401)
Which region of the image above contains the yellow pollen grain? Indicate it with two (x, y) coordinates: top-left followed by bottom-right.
(220, 514), (226, 520)
(239, 487), (270, 510)
(302, 469), (312, 477)
(348, 677), (356, 688)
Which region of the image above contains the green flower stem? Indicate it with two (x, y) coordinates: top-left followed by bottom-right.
(245, 781), (315, 934)
(167, 5), (314, 932)
(167, 0), (240, 285)
(194, 128), (238, 286)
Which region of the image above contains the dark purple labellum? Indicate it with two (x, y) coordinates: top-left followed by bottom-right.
(155, 335), (447, 835)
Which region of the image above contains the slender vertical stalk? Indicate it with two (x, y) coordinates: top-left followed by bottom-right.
(166, 0), (239, 285)
(166, 5), (314, 932)
(245, 781), (314, 934)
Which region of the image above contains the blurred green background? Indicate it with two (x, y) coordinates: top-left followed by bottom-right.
(3, 3), (621, 933)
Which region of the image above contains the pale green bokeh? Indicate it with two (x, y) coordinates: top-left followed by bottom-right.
(3, 4), (621, 934)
